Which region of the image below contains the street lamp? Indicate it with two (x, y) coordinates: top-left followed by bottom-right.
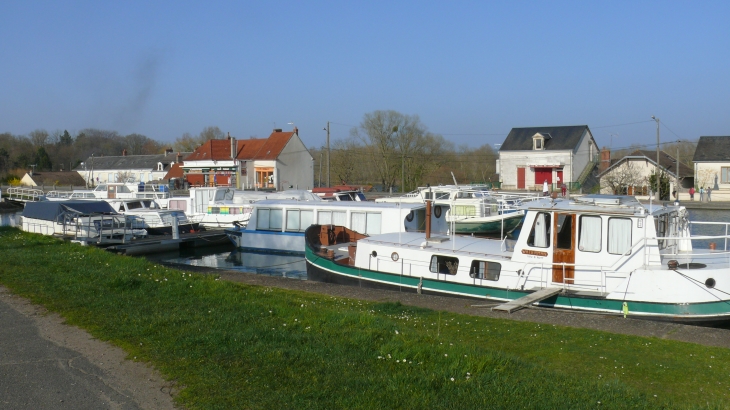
(652, 116), (660, 201)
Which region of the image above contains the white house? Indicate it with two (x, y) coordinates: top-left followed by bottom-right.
(598, 149), (693, 198)
(75, 149), (188, 186)
(182, 127), (314, 190)
(692, 136), (730, 192)
(497, 125), (599, 191)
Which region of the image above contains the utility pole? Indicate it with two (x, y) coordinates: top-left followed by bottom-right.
(326, 122), (330, 188)
(652, 116), (660, 201)
(319, 152), (322, 188)
(676, 144), (680, 200)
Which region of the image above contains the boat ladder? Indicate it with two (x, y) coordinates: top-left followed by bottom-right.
(491, 287), (562, 313)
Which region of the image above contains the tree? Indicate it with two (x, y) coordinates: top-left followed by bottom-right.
(352, 110), (449, 192)
(124, 133), (161, 155)
(649, 170), (670, 200)
(60, 130), (73, 145)
(35, 147), (53, 171)
(173, 126), (225, 152)
(29, 129), (49, 147)
(330, 138), (363, 185)
(602, 161), (645, 195)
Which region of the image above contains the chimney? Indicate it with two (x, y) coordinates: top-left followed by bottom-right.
(165, 148), (173, 156)
(176, 152), (182, 164)
(273, 128), (282, 133)
(122, 149), (127, 156)
(230, 136), (237, 159)
(600, 147), (611, 173)
(293, 126), (298, 134)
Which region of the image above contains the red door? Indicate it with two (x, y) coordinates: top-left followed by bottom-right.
(517, 167), (525, 189)
(535, 168), (552, 184)
(557, 170), (563, 185)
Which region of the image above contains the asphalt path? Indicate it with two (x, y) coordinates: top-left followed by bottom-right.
(0, 288), (175, 410)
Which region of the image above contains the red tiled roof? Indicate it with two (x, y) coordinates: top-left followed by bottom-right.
(250, 131), (294, 160)
(163, 163), (184, 180)
(184, 131), (296, 162)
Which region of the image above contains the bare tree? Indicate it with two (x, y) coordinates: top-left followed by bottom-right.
(602, 161), (645, 194)
(330, 138), (362, 185)
(173, 126), (224, 152)
(29, 129), (49, 147)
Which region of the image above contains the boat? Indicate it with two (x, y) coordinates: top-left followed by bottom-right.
(305, 194), (730, 323)
(225, 199), (449, 255)
(377, 185), (535, 235)
(20, 200), (147, 242)
(311, 187), (367, 201)
(167, 187), (322, 228)
(105, 199), (200, 235)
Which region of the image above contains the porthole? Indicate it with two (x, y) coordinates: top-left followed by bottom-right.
(706, 278), (716, 289)
(391, 252), (399, 262)
(434, 206), (442, 218)
(371, 250), (377, 258)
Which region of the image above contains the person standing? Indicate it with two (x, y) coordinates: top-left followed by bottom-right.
(700, 187), (705, 202)
(689, 186), (695, 201)
(707, 187), (712, 202)
(542, 180), (549, 197)
(561, 183), (567, 197)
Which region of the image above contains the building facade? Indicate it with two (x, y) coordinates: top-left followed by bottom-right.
(497, 125), (599, 191)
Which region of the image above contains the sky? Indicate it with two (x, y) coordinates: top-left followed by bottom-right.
(1, 1), (729, 152)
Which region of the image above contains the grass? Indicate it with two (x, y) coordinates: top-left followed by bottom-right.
(1, 227), (729, 409)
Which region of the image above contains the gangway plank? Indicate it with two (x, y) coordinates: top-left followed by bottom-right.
(492, 287), (562, 313)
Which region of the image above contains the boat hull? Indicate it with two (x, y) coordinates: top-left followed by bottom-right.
(451, 213), (523, 235)
(304, 245), (730, 324)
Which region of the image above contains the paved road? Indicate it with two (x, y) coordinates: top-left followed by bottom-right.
(0, 288), (175, 410)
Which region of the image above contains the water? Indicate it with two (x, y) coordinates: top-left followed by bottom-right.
(148, 243), (308, 279)
(151, 208), (730, 281)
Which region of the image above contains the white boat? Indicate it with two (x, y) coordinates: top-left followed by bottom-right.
(225, 200), (449, 255)
(104, 199), (200, 235)
(305, 195), (730, 323)
(167, 187), (321, 228)
(21, 200), (147, 242)
(377, 185), (534, 235)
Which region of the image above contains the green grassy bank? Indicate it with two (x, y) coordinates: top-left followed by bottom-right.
(0, 227), (728, 409)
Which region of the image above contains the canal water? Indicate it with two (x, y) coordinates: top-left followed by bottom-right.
(151, 208), (730, 280)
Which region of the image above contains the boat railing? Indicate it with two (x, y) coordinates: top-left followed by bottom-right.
(7, 187), (46, 202)
(522, 263), (612, 294)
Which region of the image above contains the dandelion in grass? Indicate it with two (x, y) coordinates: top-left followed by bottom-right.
(450, 377), (455, 382)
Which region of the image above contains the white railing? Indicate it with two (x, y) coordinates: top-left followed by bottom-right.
(7, 187), (45, 202)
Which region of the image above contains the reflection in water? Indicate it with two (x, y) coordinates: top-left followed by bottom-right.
(151, 244), (307, 280)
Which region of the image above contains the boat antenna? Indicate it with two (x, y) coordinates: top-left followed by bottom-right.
(451, 171), (458, 185)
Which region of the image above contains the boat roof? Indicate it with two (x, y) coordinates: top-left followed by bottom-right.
(521, 195), (677, 216)
(22, 201), (117, 221)
(359, 231), (511, 258)
(251, 199), (424, 210)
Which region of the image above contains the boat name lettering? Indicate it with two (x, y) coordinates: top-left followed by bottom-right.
(521, 249), (548, 257)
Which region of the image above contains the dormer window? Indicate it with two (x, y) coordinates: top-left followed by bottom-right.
(157, 162), (163, 171)
(532, 132), (550, 151)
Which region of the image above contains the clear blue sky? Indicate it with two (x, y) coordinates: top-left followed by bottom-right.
(1, 1), (728, 152)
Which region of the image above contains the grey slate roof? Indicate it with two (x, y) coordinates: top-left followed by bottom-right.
(693, 136), (730, 162)
(25, 171), (86, 186)
(500, 125), (591, 151)
(73, 152), (190, 172)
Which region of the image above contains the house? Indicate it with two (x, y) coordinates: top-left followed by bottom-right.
(598, 149), (693, 197)
(75, 149), (189, 186)
(692, 136), (730, 191)
(182, 127), (314, 190)
(497, 125), (599, 191)
(20, 171), (87, 188)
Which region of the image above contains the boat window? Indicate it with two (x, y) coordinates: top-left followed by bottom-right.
(430, 255), (459, 275)
(578, 215), (602, 253)
(318, 210), (332, 225)
(169, 200), (187, 212)
(453, 205), (476, 216)
(469, 260), (501, 281)
(608, 218), (632, 255)
(127, 201), (143, 210)
(118, 185), (131, 193)
(269, 209), (282, 230)
(555, 214), (573, 250)
(348, 212), (382, 235)
(333, 211), (346, 225)
(256, 209), (270, 229)
(527, 212), (551, 248)
(286, 210), (300, 232)
(436, 192), (450, 200)
(355, 193), (367, 201)
(301, 210), (313, 231)
(337, 194), (352, 201)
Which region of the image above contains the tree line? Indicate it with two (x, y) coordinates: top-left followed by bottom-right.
(0, 126), (226, 182)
